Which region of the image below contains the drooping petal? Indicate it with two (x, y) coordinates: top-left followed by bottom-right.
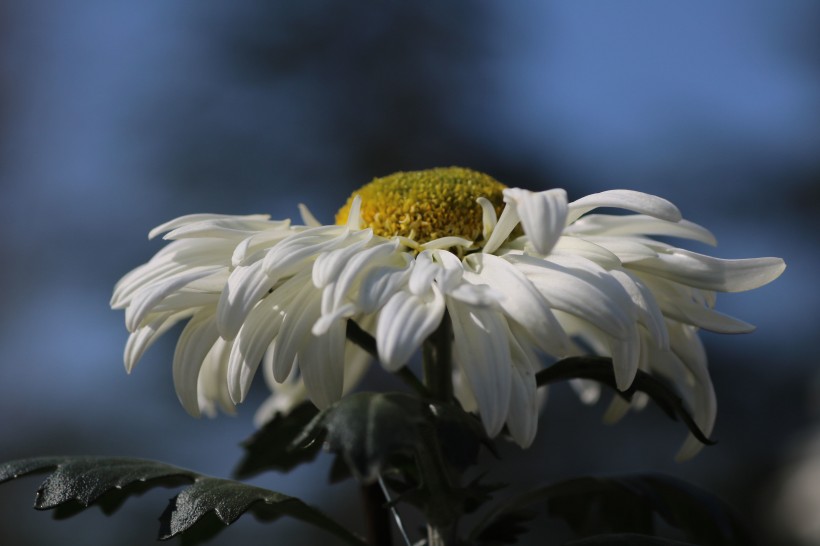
(124, 310), (190, 372)
(567, 189), (682, 225)
(377, 285), (445, 370)
(566, 214), (717, 246)
(172, 309), (221, 417)
(627, 248), (786, 292)
(298, 318), (347, 409)
(148, 213), (271, 240)
(216, 260), (273, 339)
(449, 300), (512, 437)
(465, 253), (571, 356)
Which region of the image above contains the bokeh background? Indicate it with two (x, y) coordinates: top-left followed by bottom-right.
(1, 1), (818, 545)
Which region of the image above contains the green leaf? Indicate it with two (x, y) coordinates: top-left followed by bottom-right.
(470, 473), (752, 546)
(473, 508), (537, 545)
(536, 356), (715, 445)
(295, 391), (431, 483)
(0, 456), (366, 546)
(563, 533), (701, 545)
(159, 476), (363, 546)
(234, 401), (321, 479)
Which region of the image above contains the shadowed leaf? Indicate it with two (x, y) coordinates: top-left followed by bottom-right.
(536, 356), (714, 445)
(234, 401), (321, 479)
(471, 473), (753, 546)
(0, 456), (366, 546)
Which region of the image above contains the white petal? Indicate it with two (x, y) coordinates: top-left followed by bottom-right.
(509, 254), (633, 339)
(271, 284), (322, 382)
(431, 250), (465, 292)
(125, 267), (222, 331)
(148, 213), (271, 240)
(216, 260), (273, 339)
(298, 203), (322, 227)
(420, 236), (474, 250)
(608, 326), (641, 391)
(124, 311), (189, 372)
(551, 236), (622, 269)
(567, 190), (682, 225)
(377, 286), (445, 370)
(408, 250), (439, 295)
(627, 249), (786, 292)
(172, 310), (220, 417)
(477, 196), (498, 240)
(503, 188), (568, 256)
(608, 270), (669, 349)
(227, 289), (289, 403)
(299, 319), (346, 409)
(164, 218), (289, 241)
(505, 324), (540, 447)
(449, 301), (512, 437)
(346, 195), (363, 230)
(465, 253), (571, 356)
(483, 201), (521, 254)
(567, 214), (716, 246)
(311, 230), (373, 288)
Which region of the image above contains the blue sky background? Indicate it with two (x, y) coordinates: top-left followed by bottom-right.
(1, 2), (818, 544)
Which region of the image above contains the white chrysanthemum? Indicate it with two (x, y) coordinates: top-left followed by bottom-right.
(112, 167), (784, 456)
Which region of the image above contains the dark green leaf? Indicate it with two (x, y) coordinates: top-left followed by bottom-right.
(563, 533), (700, 545)
(470, 473), (752, 546)
(474, 508), (537, 545)
(536, 356), (715, 446)
(0, 456), (366, 546)
(233, 401), (321, 479)
(159, 476), (364, 545)
(295, 391), (430, 483)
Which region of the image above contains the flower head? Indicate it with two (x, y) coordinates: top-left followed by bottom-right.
(112, 167), (784, 457)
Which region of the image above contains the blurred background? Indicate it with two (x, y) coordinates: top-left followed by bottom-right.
(0, 1), (818, 544)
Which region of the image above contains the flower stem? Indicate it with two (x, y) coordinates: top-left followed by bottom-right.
(422, 311), (457, 544)
(423, 311), (453, 402)
(361, 483), (392, 546)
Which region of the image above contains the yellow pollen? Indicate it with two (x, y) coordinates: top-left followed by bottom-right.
(336, 167), (507, 244)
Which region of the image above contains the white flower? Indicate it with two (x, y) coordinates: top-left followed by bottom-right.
(112, 167), (784, 455)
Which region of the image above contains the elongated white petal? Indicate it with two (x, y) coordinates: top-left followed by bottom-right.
(164, 218), (289, 241)
(550, 236), (622, 269)
(172, 310), (220, 417)
(567, 214), (717, 246)
(125, 267), (222, 331)
(299, 319), (346, 409)
(483, 201), (521, 254)
(477, 196), (498, 240)
(609, 270), (669, 348)
(509, 255), (633, 339)
(449, 301), (512, 437)
(503, 188), (568, 256)
(271, 283), (322, 382)
(312, 230), (373, 288)
(149, 213), (271, 240)
(377, 286), (445, 370)
(298, 204), (322, 227)
(505, 324), (540, 447)
(608, 326), (641, 391)
(466, 253), (571, 356)
(228, 291), (288, 403)
(628, 249), (786, 292)
(216, 261), (273, 339)
(567, 190), (682, 225)
(124, 311), (190, 372)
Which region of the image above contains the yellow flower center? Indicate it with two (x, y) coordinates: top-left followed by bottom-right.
(336, 167), (506, 244)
